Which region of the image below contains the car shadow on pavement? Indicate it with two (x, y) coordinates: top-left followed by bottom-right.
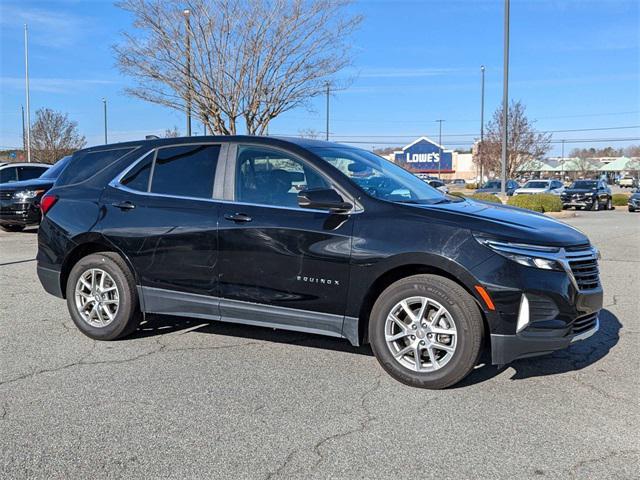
(132, 314), (375, 356)
(455, 308), (621, 388)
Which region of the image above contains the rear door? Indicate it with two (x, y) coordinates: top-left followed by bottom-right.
(216, 144), (354, 337)
(100, 143), (225, 307)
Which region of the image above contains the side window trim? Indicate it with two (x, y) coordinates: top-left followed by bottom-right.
(110, 143), (223, 202)
(227, 143), (359, 212)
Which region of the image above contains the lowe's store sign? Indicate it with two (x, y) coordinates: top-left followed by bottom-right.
(393, 137), (454, 173)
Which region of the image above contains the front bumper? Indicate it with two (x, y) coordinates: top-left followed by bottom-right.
(0, 200), (41, 226)
(561, 196), (595, 208)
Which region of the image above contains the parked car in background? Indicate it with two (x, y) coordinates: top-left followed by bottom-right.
(561, 180), (612, 211)
(450, 178), (466, 186)
(475, 179), (519, 196)
(0, 156), (71, 231)
(628, 189), (640, 212)
(619, 176), (638, 188)
(427, 179), (448, 194)
(513, 179), (564, 196)
(415, 173), (438, 181)
(36, 136), (601, 389)
(0, 162), (50, 183)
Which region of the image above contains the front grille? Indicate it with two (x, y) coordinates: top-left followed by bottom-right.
(569, 258), (599, 290)
(565, 244), (591, 252)
(572, 312), (598, 334)
(0, 191), (13, 200)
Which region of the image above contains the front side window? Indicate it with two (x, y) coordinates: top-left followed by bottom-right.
(235, 146), (328, 208)
(309, 146), (446, 204)
(121, 153), (153, 192)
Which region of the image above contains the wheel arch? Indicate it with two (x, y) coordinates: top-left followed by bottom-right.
(60, 233), (140, 300)
(354, 254), (489, 346)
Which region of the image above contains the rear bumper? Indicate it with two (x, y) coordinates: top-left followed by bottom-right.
(0, 203), (41, 226)
(37, 264), (64, 298)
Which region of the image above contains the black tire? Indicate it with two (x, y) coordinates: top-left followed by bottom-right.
(591, 200), (600, 211)
(606, 198), (613, 210)
(66, 252), (141, 340)
(629, 207), (635, 212)
(1, 224), (25, 232)
(369, 274), (484, 389)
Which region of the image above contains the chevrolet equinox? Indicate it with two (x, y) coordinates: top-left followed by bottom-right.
(37, 136), (602, 389)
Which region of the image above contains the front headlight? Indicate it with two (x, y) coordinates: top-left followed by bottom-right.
(473, 235), (564, 271)
(13, 189), (45, 201)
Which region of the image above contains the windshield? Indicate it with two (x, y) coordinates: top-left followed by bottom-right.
(309, 146), (447, 204)
(40, 156), (71, 179)
(481, 181), (501, 189)
(570, 180), (597, 189)
(523, 181), (548, 189)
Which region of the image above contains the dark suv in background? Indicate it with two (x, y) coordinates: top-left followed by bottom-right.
(36, 137), (602, 389)
(0, 156), (71, 231)
(561, 180), (612, 211)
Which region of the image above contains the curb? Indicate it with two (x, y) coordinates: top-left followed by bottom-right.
(545, 211), (577, 219)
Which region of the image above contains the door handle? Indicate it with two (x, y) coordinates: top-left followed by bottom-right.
(224, 213), (252, 223)
(112, 201), (136, 210)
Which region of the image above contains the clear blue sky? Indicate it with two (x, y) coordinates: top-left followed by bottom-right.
(1, 0), (638, 156)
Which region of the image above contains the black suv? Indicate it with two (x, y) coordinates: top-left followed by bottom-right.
(561, 180), (612, 211)
(37, 137), (602, 389)
(0, 156), (71, 231)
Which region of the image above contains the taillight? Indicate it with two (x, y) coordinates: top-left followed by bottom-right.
(40, 194), (58, 215)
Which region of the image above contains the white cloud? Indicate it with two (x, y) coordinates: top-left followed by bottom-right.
(0, 77), (118, 94)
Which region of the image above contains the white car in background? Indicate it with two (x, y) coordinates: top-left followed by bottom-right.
(513, 179), (564, 196)
(427, 179), (449, 194)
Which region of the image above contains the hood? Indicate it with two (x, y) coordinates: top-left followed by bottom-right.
(562, 188), (596, 195)
(406, 197), (588, 247)
(0, 178), (54, 192)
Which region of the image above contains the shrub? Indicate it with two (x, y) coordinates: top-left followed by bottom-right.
(471, 193), (502, 204)
(448, 191), (467, 198)
(464, 183), (478, 190)
(612, 193), (630, 206)
(507, 194), (562, 213)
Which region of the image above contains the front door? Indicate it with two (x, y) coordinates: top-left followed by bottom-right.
(217, 145), (354, 338)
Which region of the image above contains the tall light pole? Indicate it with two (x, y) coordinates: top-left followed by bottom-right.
(21, 106), (26, 153)
(184, 9), (192, 137)
(102, 98), (108, 144)
(24, 24), (32, 163)
(561, 139), (565, 181)
(500, 0), (510, 195)
(325, 82), (330, 141)
(436, 119), (445, 179)
(479, 65), (486, 184)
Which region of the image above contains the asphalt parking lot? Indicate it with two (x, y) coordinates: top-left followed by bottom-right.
(1, 210), (638, 479)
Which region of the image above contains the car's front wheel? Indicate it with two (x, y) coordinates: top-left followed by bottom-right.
(369, 274), (484, 389)
(66, 252), (142, 340)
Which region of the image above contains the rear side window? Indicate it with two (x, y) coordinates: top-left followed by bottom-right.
(18, 166), (48, 180)
(0, 167), (17, 183)
(57, 147), (135, 186)
(121, 153), (153, 192)
(150, 145), (220, 199)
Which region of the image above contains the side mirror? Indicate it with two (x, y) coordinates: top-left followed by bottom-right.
(298, 188), (353, 213)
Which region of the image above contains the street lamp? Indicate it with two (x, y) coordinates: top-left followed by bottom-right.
(500, 0), (510, 195)
(325, 82), (330, 141)
(479, 65), (485, 184)
(184, 9), (192, 137)
(102, 98), (108, 144)
(435, 119), (445, 179)
(24, 24), (32, 162)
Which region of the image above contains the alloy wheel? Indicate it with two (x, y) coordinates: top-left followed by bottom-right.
(384, 296), (457, 372)
(74, 268), (120, 327)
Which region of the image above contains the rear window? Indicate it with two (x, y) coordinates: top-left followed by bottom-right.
(18, 166), (48, 181)
(56, 147), (136, 186)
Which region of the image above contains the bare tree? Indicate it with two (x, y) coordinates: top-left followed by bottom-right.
(115, 0), (361, 135)
(163, 126), (181, 138)
(570, 146), (623, 159)
(30, 108), (86, 164)
(476, 101), (551, 179)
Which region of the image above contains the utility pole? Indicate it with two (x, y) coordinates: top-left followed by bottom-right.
(479, 65), (485, 184)
(21, 106), (26, 153)
(561, 139), (565, 181)
(102, 98), (108, 144)
(184, 9), (192, 137)
(500, 0), (510, 195)
(325, 82), (330, 141)
(24, 24), (32, 163)
(436, 119), (445, 179)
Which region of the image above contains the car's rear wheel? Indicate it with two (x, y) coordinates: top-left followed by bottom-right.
(369, 274), (484, 389)
(606, 198), (613, 210)
(1, 224), (25, 232)
(66, 252), (141, 340)
(592, 200), (600, 211)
